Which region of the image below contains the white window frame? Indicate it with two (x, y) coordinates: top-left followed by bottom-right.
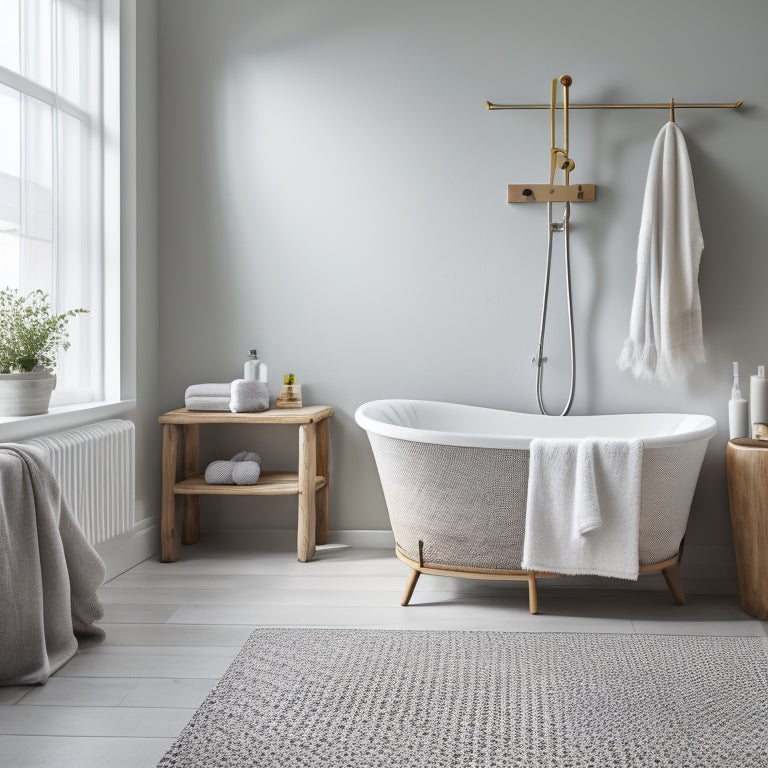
(0, 0), (133, 440)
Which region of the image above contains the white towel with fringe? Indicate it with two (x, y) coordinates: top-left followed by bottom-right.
(521, 437), (643, 580)
(618, 121), (704, 384)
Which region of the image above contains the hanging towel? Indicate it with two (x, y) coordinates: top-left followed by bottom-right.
(521, 437), (643, 580)
(618, 122), (705, 384)
(0, 445), (106, 686)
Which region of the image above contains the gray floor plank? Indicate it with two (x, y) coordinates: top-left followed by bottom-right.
(0, 705), (194, 737)
(0, 735), (173, 768)
(54, 652), (235, 679)
(14, 676), (217, 708)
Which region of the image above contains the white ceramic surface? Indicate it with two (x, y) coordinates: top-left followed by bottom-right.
(355, 399), (718, 450)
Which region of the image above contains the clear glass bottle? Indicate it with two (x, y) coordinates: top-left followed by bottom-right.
(243, 350), (268, 383)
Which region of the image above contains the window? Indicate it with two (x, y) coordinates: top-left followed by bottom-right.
(0, 0), (119, 406)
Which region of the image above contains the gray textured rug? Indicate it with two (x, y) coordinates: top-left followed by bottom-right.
(158, 628), (768, 767)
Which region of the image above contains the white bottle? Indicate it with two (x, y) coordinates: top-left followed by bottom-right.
(750, 364), (768, 439)
(728, 362), (749, 440)
(243, 349), (268, 384)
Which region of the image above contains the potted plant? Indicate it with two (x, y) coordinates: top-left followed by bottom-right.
(0, 288), (87, 416)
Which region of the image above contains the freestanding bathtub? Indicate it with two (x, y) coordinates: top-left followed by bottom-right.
(355, 399), (717, 614)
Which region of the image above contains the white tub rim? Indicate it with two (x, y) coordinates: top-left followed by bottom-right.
(355, 399), (718, 450)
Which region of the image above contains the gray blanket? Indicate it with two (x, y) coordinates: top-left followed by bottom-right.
(0, 444), (106, 686)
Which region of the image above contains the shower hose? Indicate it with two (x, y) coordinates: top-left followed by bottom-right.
(533, 199), (576, 416)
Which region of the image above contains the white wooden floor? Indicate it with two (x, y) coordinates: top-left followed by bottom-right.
(1, 534), (766, 768)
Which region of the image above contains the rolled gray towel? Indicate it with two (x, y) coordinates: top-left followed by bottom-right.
(204, 451), (262, 485)
(204, 460), (235, 484)
(232, 461), (261, 485)
(231, 450), (261, 464)
(230, 379), (269, 413)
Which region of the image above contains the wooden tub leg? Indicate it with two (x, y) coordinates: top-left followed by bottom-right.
(401, 568), (421, 606)
(662, 560), (686, 605)
(527, 573), (539, 614)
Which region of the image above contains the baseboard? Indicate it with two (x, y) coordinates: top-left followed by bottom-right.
(677, 544), (739, 596)
(95, 526), (394, 581)
(331, 535), (736, 596)
(328, 529), (397, 549)
(98, 524), (739, 597)
(200, 528), (398, 550)
(96, 516), (158, 581)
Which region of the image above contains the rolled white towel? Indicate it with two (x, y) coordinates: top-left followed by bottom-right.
(230, 379), (269, 413)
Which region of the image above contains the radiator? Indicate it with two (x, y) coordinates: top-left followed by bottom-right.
(24, 419), (135, 545)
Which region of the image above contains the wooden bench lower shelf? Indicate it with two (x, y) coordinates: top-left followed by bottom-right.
(175, 472), (327, 496)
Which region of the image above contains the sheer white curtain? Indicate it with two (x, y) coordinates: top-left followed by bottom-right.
(0, 0), (116, 406)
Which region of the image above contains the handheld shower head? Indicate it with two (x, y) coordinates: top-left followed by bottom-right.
(552, 149), (575, 176)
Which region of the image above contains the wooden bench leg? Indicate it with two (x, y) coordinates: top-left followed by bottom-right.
(161, 424), (182, 562)
(315, 417), (330, 545)
(297, 422), (317, 562)
(183, 424), (200, 545)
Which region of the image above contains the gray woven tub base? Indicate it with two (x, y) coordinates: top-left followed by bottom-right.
(157, 628), (768, 768)
(367, 434), (706, 569)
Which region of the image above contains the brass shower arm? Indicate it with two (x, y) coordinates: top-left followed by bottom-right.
(549, 75), (573, 186)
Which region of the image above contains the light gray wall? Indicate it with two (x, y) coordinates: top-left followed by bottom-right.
(156, 0), (766, 582)
(131, 0), (160, 524)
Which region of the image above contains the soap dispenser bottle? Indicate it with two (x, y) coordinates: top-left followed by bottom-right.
(729, 362), (749, 439)
(751, 365), (768, 439)
(244, 350), (268, 384)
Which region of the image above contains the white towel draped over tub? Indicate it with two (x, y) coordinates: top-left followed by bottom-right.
(521, 438), (643, 580)
(0, 445), (105, 686)
(618, 121), (705, 384)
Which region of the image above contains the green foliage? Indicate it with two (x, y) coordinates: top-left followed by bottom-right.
(0, 288), (88, 374)
(284, 373), (295, 385)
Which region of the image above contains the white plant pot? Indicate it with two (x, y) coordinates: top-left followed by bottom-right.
(0, 372), (56, 416)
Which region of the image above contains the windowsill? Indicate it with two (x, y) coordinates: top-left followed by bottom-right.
(0, 399), (136, 442)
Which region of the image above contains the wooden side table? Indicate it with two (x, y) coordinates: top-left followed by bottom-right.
(725, 438), (768, 619)
(158, 405), (333, 563)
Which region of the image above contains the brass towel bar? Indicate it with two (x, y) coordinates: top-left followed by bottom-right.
(487, 99), (744, 111)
